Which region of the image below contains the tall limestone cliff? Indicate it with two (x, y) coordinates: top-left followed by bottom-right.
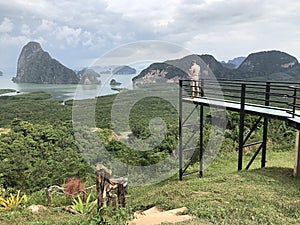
(13, 42), (79, 84)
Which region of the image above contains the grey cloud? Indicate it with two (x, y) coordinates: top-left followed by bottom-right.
(1, 0), (300, 73)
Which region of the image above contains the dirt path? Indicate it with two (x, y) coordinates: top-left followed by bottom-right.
(128, 206), (195, 225)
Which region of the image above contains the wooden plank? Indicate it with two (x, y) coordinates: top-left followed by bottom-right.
(294, 130), (300, 178)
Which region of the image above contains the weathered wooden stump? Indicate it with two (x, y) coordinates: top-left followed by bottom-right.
(118, 180), (126, 207)
(96, 170), (106, 213)
(96, 165), (128, 214)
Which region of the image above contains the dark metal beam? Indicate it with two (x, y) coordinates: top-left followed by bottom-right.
(238, 84), (246, 171)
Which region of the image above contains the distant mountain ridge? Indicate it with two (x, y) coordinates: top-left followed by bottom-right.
(222, 57), (246, 69)
(11, 42), (300, 85)
(133, 50), (300, 84)
(13, 42), (79, 84)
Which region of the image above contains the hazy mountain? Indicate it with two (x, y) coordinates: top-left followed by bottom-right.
(222, 56), (246, 69)
(77, 68), (101, 85)
(133, 53), (237, 85)
(237, 50), (298, 80)
(133, 50), (300, 83)
(112, 66), (136, 74)
(0, 71), (3, 76)
(13, 41), (79, 84)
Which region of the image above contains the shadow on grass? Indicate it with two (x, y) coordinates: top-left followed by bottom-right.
(248, 167), (299, 184)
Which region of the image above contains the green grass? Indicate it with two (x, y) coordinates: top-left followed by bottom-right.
(0, 151), (299, 224)
(129, 151), (300, 224)
(0, 89), (16, 95)
(0, 208), (86, 225)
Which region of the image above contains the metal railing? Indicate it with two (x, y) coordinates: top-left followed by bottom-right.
(180, 79), (300, 119)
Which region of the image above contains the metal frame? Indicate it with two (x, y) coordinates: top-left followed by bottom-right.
(179, 79), (300, 180)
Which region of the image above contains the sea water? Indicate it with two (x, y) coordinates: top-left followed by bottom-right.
(0, 73), (137, 100)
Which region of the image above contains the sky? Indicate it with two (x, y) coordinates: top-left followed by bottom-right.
(1, 0), (300, 74)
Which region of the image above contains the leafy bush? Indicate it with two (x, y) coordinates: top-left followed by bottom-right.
(71, 193), (97, 214)
(0, 190), (27, 211)
(63, 177), (86, 200)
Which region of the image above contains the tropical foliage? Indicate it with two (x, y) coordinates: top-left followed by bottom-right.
(0, 119), (92, 192)
(0, 190), (27, 211)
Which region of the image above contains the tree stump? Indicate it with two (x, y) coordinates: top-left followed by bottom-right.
(45, 188), (51, 206)
(118, 180), (126, 207)
(96, 170), (106, 214)
(112, 194), (118, 209)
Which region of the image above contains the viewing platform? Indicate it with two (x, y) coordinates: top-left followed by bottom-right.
(179, 79), (300, 180)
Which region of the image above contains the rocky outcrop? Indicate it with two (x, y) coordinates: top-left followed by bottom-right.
(13, 41), (79, 84)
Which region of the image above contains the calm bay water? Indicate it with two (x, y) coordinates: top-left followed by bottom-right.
(0, 74), (137, 100)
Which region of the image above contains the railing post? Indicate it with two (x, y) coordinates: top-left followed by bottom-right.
(179, 79), (183, 180)
(238, 83), (246, 171)
(200, 78), (204, 97)
(292, 88), (297, 118)
(265, 82), (270, 107)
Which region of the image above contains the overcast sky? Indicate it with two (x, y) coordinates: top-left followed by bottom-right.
(1, 0), (300, 74)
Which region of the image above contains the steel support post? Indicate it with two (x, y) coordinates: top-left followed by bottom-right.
(179, 80), (183, 180)
(199, 79), (204, 177)
(199, 104), (203, 177)
(262, 82), (270, 168)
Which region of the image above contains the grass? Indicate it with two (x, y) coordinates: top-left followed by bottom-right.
(0, 151), (299, 224)
(0, 89), (16, 95)
(129, 150), (300, 225)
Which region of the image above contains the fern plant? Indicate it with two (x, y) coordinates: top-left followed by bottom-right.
(0, 190), (28, 210)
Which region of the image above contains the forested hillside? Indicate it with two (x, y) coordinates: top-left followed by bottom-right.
(0, 89), (297, 224)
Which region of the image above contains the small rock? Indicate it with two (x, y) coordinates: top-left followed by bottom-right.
(28, 204), (48, 213)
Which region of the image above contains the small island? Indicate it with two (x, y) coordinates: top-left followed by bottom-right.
(112, 66), (136, 75)
(110, 79), (122, 86)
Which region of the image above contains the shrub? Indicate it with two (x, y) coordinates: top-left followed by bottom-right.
(71, 192), (97, 214)
(0, 190), (27, 211)
(63, 177), (86, 200)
